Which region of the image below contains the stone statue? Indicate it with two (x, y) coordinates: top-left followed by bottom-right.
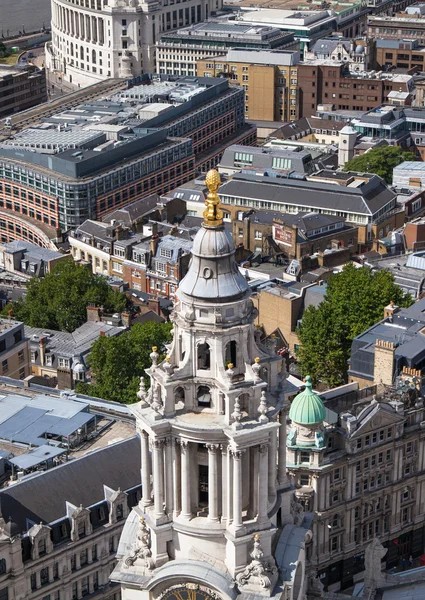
(124, 518), (155, 571)
(236, 534), (278, 590)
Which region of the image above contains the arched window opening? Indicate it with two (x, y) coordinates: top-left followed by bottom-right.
(80, 46), (84, 60)
(197, 385), (211, 408)
(78, 521), (86, 537)
(70, 42), (74, 56)
(175, 386), (185, 409)
(116, 504), (123, 520)
(197, 342), (210, 370)
(92, 49), (96, 64)
(238, 393), (249, 414)
(225, 340), (237, 368)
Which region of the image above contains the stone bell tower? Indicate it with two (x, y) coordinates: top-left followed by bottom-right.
(111, 170), (311, 600)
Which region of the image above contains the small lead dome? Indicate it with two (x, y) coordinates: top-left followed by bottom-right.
(289, 376), (326, 425)
(178, 169), (250, 302)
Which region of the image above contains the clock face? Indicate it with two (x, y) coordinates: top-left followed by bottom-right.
(160, 585), (218, 600)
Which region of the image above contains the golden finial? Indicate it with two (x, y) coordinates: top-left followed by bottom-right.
(152, 346), (158, 352)
(254, 357), (261, 363)
(203, 169), (223, 227)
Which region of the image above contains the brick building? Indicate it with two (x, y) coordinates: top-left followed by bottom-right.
(375, 38), (425, 70)
(122, 234), (193, 299)
(0, 66), (47, 119)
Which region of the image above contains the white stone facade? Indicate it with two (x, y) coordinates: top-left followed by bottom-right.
(111, 172), (315, 600)
(46, 0), (222, 88)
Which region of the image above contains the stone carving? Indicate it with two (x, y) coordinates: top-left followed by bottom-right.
(231, 397), (243, 430)
(258, 390), (269, 424)
(137, 377), (147, 405)
(252, 357), (262, 382)
(124, 517), (155, 571)
(150, 346), (159, 368)
(163, 357), (173, 379)
(151, 382), (162, 412)
(226, 363), (235, 383)
(236, 534), (277, 589)
(290, 497), (305, 526)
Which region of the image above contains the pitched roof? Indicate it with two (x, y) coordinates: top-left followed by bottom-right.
(219, 173), (395, 217)
(0, 436), (140, 532)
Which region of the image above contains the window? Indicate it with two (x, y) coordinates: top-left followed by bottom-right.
(356, 439), (362, 449)
(112, 261), (123, 273)
(300, 473), (309, 486)
(18, 349), (24, 363)
(1, 359), (8, 374)
(365, 435), (370, 447)
(0, 559), (6, 575)
(160, 247), (172, 259)
(58, 357), (70, 368)
(300, 452), (310, 463)
(254, 230), (262, 240)
(333, 468), (340, 482)
(234, 152), (253, 166)
(387, 427), (392, 439)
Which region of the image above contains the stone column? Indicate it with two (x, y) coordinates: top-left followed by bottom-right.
(173, 438), (181, 517)
(226, 446), (233, 525)
(88, 575), (94, 594)
(141, 430), (152, 507)
(207, 444), (219, 522)
(35, 571), (41, 589)
(152, 439), (164, 519)
(221, 445), (228, 523)
(258, 443), (269, 524)
(278, 409), (288, 486)
(48, 565), (54, 583)
(87, 547), (93, 564)
(180, 440), (191, 519)
(165, 437), (173, 515)
(77, 580), (82, 600)
(232, 449), (245, 531)
(75, 553), (81, 570)
(268, 430), (277, 499)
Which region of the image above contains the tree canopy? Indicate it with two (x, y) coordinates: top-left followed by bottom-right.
(296, 263), (413, 388)
(342, 146), (412, 184)
(75, 321), (173, 403)
(3, 258), (128, 332)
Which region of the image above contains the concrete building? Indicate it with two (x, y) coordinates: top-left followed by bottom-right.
(110, 170), (317, 600)
(198, 48), (301, 122)
(233, 8), (337, 53)
(0, 75), (254, 234)
(46, 0), (223, 87)
(0, 318), (30, 381)
(218, 145), (315, 177)
(0, 436), (141, 600)
(0, 66), (47, 120)
(368, 7), (425, 43)
(157, 21), (295, 77)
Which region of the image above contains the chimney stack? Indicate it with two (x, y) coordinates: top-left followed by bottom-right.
(39, 337), (47, 366)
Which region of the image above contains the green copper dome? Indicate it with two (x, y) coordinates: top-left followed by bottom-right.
(289, 376), (326, 425)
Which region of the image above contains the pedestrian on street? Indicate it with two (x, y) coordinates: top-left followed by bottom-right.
(409, 555), (414, 568)
(402, 557), (407, 571)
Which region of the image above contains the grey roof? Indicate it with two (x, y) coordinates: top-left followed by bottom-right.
(9, 444), (67, 470)
(102, 194), (162, 225)
(277, 212), (345, 232)
(219, 144), (313, 174)
(219, 173), (395, 217)
(25, 321), (124, 367)
(349, 298), (425, 378)
(154, 234), (193, 264)
(179, 225), (250, 302)
(2, 240), (63, 262)
(310, 38), (351, 55)
(75, 220), (115, 243)
(0, 405), (94, 446)
(0, 436), (140, 531)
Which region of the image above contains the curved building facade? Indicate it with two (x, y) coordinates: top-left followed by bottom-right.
(46, 0), (222, 87)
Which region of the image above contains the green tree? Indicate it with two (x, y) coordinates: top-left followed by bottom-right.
(342, 146), (412, 184)
(76, 321), (173, 403)
(3, 258), (128, 332)
(297, 263), (413, 388)
(0, 43), (10, 59)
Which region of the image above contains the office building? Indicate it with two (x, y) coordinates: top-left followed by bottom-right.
(368, 5), (425, 42)
(46, 0), (223, 87)
(0, 66), (47, 119)
(198, 48), (301, 121)
(375, 38), (425, 70)
(0, 75), (254, 235)
(157, 21), (295, 77)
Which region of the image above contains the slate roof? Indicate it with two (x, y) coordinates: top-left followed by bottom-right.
(75, 220), (115, 243)
(219, 173), (395, 217)
(0, 436), (141, 531)
(310, 38), (350, 55)
(102, 194), (161, 225)
(277, 212), (345, 232)
(3, 241), (63, 262)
